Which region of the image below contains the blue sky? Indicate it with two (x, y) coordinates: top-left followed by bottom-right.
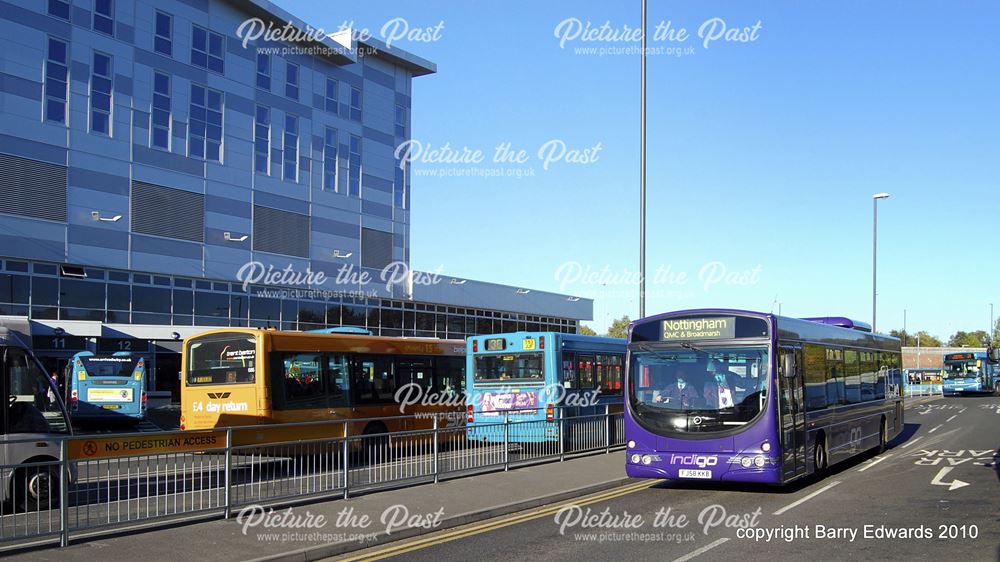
(282, 0), (1000, 339)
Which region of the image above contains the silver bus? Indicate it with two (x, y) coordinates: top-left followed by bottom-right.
(0, 327), (71, 511)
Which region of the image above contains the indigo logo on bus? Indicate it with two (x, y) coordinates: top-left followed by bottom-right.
(670, 454), (718, 468)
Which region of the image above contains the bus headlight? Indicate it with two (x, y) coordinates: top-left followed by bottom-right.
(754, 456), (765, 468)
(741, 457), (753, 468)
(630, 454), (641, 464)
(641, 455), (652, 465)
(761, 441), (771, 453)
(628, 440), (636, 449)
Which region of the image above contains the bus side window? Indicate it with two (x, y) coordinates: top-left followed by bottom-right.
(355, 356), (394, 403)
(433, 356), (464, 395)
(578, 355), (595, 389)
(328, 354), (350, 408)
(561, 352), (576, 388)
(281, 353), (325, 409)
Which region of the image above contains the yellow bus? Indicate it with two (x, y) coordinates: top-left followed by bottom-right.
(180, 328), (466, 440)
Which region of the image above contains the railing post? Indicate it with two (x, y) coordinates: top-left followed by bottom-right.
(558, 409), (565, 462)
(223, 427), (232, 519)
(503, 410), (509, 472)
(433, 415), (440, 484)
(59, 438), (70, 548)
(605, 404), (611, 453)
(342, 421), (350, 500)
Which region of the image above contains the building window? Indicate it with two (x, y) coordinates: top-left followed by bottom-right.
(285, 61), (299, 100)
(254, 105), (270, 174)
(394, 158), (406, 208)
(395, 105), (406, 137)
(189, 84), (222, 162)
(191, 25), (224, 74)
(283, 114), (298, 182)
(256, 52), (270, 90)
(47, 0), (70, 20)
(348, 135), (361, 196)
(93, 0), (114, 36)
(90, 52), (112, 135)
(151, 72), (171, 149)
(350, 86), (362, 121)
(45, 37), (68, 124)
(323, 127), (337, 191)
(154, 11), (172, 56)
(325, 78), (338, 114)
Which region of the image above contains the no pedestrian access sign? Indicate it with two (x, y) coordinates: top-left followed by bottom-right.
(68, 431), (227, 460)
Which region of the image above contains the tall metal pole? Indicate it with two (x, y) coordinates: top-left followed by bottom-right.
(871, 193), (889, 332)
(991, 303), (995, 344)
(903, 308), (906, 345)
(872, 197), (877, 333)
(639, 0), (647, 320)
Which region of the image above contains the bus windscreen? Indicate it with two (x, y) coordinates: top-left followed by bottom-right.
(629, 345), (769, 432)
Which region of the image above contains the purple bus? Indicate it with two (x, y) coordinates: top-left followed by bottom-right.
(625, 309), (903, 484)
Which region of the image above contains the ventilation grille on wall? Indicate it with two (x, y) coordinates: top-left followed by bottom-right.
(361, 227), (392, 270)
(131, 181), (204, 242)
(253, 205), (309, 257)
(0, 153), (67, 221)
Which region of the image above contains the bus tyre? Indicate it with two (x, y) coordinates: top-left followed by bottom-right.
(813, 437), (827, 477)
(877, 418), (887, 454)
(994, 382), (1000, 397)
(13, 465), (59, 512)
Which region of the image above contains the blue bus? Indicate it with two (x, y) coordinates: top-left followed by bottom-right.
(466, 331), (625, 444)
(64, 351), (147, 423)
(942, 352), (999, 395)
(626, 310), (903, 485)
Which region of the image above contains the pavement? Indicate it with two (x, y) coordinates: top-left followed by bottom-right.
(10, 451), (632, 562)
(331, 394), (1000, 561)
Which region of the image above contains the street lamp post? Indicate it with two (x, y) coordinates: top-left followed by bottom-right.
(639, 0), (647, 319)
(872, 192), (890, 333)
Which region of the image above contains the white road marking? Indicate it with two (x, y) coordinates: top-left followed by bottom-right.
(672, 538), (730, 562)
(928, 424), (943, 434)
(945, 415), (957, 423)
(773, 480), (842, 515)
(930, 466), (970, 491)
(858, 454), (892, 472)
(900, 436), (923, 449)
(959, 408), (967, 413)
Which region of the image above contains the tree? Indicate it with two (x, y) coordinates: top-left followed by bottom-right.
(891, 330), (942, 347)
(578, 324), (597, 336)
(993, 319), (1000, 347)
(606, 315), (631, 339)
(948, 330), (990, 348)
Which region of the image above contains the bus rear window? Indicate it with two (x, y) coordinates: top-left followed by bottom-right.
(81, 356), (138, 377)
(473, 352), (544, 383)
(187, 334), (257, 385)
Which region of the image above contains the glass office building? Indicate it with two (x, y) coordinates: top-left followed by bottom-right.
(0, 0), (591, 400)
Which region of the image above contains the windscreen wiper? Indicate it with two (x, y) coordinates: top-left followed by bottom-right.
(680, 341), (708, 354)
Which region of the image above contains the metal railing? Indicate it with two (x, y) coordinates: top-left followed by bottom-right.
(904, 384), (943, 397)
(0, 405), (625, 550)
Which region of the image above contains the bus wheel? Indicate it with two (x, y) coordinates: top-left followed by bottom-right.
(813, 436), (827, 477)
(994, 382), (1000, 397)
(13, 465), (59, 512)
(362, 423), (390, 465)
(877, 417), (887, 454)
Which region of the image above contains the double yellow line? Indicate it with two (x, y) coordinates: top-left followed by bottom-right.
(339, 480), (656, 561)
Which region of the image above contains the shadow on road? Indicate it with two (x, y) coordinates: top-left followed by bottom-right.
(889, 423), (921, 448)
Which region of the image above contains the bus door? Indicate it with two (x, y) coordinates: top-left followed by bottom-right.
(778, 347), (807, 480)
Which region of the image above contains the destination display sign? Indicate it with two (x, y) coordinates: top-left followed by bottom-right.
(946, 353), (974, 361)
(661, 316), (737, 341)
(485, 338), (506, 351)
